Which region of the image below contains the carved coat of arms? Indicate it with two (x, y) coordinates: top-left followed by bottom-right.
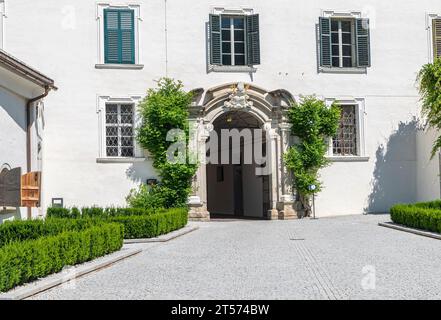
(223, 82), (253, 110)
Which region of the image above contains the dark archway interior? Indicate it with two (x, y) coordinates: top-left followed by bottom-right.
(213, 111), (261, 129)
(206, 111), (270, 219)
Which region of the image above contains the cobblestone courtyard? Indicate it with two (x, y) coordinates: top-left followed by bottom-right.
(31, 214), (441, 300)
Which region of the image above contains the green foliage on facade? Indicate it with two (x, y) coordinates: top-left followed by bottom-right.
(126, 183), (167, 209)
(418, 57), (441, 158)
(284, 96), (341, 217)
(131, 78), (198, 209)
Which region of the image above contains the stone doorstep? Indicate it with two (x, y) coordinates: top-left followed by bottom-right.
(123, 225), (199, 244)
(0, 248), (142, 300)
(379, 222), (441, 240)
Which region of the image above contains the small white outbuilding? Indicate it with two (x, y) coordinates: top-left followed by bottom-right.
(0, 49), (55, 223)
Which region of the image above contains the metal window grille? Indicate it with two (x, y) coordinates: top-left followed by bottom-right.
(105, 103), (134, 157)
(333, 105), (357, 156)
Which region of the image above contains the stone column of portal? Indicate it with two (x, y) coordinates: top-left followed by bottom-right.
(265, 124), (280, 220)
(278, 123), (298, 220)
(188, 121), (211, 221)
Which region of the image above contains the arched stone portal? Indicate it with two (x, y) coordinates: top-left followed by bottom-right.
(188, 82), (298, 221)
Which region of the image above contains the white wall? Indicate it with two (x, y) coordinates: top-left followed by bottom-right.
(416, 128), (441, 202)
(317, 97), (421, 216)
(2, 0), (440, 215)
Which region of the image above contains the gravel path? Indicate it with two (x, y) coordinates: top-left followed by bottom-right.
(30, 214), (441, 300)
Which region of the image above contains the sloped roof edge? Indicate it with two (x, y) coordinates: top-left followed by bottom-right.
(0, 49), (56, 90)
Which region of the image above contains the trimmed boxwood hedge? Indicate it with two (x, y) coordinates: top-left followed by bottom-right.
(390, 201), (441, 233)
(47, 207), (188, 239)
(109, 208), (188, 239)
(0, 223), (124, 292)
(0, 218), (109, 248)
(47, 206), (165, 219)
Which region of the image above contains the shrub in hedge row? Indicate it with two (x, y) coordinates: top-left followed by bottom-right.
(412, 200), (441, 210)
(108, 208), (188, 239)
(0, 223), (123, 292)
(0, 219), (108, 248)
(47, 206), (166, 219)
(1, 207), (187, 242)
(390, 203), (441, 233)
(45, 207), (188, 239)
(46, 207), (72, 218)
(46, 207), (188, 239)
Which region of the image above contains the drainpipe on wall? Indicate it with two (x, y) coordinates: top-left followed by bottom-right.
(25, 86), (50, 219)
(164, 0), (168, 77)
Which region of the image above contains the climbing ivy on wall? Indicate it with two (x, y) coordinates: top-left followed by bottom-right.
(418, 57), (441, 158)
(127, 78), (198, 209)
(284, 96), (341, 217)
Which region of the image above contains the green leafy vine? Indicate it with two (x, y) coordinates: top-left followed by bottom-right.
(284, 96), (341, 217)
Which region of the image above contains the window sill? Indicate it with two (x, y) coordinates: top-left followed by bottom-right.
(327, 156), (370, 162)
(96, 157), (146, 164)
(95, 64), (144, 70)
(319, 67), (367, 74)
(210, 65), (257, 73)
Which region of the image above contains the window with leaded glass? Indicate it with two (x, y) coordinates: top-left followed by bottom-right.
(333, 105), (358, 156)
(221, 16), (246, 66)
(105, 104), (134, 157)
(331, 19), (356, 68)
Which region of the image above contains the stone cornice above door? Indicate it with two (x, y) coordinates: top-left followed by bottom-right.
(188, 82), (294, 124)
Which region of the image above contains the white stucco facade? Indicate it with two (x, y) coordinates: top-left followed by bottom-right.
(416, 127), (441, 202)
(1, 0), (440, 218)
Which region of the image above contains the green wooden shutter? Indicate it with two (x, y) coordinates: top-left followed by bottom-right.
(209, 14), (221, 65)
(120, 10), (135, 64)
(104, 9), (135, 64)
(319, 17), (331, 67)
(104, 9), (120, 63)
(356, 18), (371, 67)
(433, 19), (441, 59)
(246, 14), (260, 65)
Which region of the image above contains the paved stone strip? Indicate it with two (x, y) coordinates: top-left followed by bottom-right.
(295, 242), (336, 299)
(299, 242), (347, 299)
(289, 236), (328, 299)
(289, 230), (345, 300)
(288, 231), (332, 299)
(299, 231), (348, 299)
